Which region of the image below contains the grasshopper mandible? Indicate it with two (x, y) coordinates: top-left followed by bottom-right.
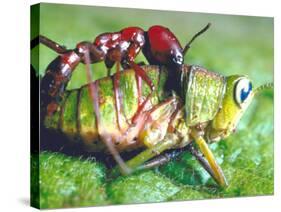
(32, 23), (273, 187)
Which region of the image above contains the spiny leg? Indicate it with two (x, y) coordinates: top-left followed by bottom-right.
(190, 129), (228, 187)
(135, 142), (226, 187)
(135, 144), (191, 171)
(182, 23), (211, 56)
(188, 143), (218, 183)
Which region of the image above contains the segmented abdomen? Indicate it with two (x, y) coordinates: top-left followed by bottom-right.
(43, 65), (169, 151)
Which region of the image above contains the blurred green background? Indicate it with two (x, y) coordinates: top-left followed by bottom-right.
(31, 3), (274, 209)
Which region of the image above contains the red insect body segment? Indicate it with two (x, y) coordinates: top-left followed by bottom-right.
(93, 27), (145, 67)
(143, 25), (184, 67)
(92, 25), (185, 71)
(40, 51), (80, 117)
(121, 27), (144, 42)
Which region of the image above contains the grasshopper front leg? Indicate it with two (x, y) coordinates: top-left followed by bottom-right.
(191, 129), (228, 187)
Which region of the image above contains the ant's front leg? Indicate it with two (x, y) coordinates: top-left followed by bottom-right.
(128, 60), (157, 124)
(126, 43), (155, 92)
(105, 48), (127, 132)
(122, 44), (156, 123)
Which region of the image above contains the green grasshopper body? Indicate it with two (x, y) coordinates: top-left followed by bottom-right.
(44, 65), (225, 152)
(41, 61), (271, 187)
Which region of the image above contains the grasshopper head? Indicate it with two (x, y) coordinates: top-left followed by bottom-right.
(206, 75), (257, 142)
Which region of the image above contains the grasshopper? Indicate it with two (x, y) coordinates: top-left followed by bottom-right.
(35, 37), (272, 187)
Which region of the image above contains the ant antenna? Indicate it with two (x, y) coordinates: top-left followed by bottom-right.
(183, 23), (211, 56)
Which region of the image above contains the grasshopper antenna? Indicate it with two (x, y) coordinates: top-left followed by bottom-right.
(254, 82), (274, 96)
(183, 23), (211, 56)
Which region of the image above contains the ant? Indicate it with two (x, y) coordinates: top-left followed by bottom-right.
(33, 23), (211, 131)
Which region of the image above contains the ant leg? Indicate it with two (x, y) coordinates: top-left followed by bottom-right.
(102, 136), (132, 175)
(132, 99), (184, 171)
(32, 35), (68, 54)
(128, 61), (156, 124)
(182, 23), (211, 56)
(129, 61), (155, 91)
(105, 57), (115, 76)
(83, 48), (131, 175)
(113, 61), (125, 131)
(106, 48), (127, 131)
(109, 97), (180, 177)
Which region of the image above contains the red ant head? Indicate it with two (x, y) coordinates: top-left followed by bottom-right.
(144, 25), (184, 67)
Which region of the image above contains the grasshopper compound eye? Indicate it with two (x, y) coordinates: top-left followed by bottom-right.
(234, 78), (253, 106)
